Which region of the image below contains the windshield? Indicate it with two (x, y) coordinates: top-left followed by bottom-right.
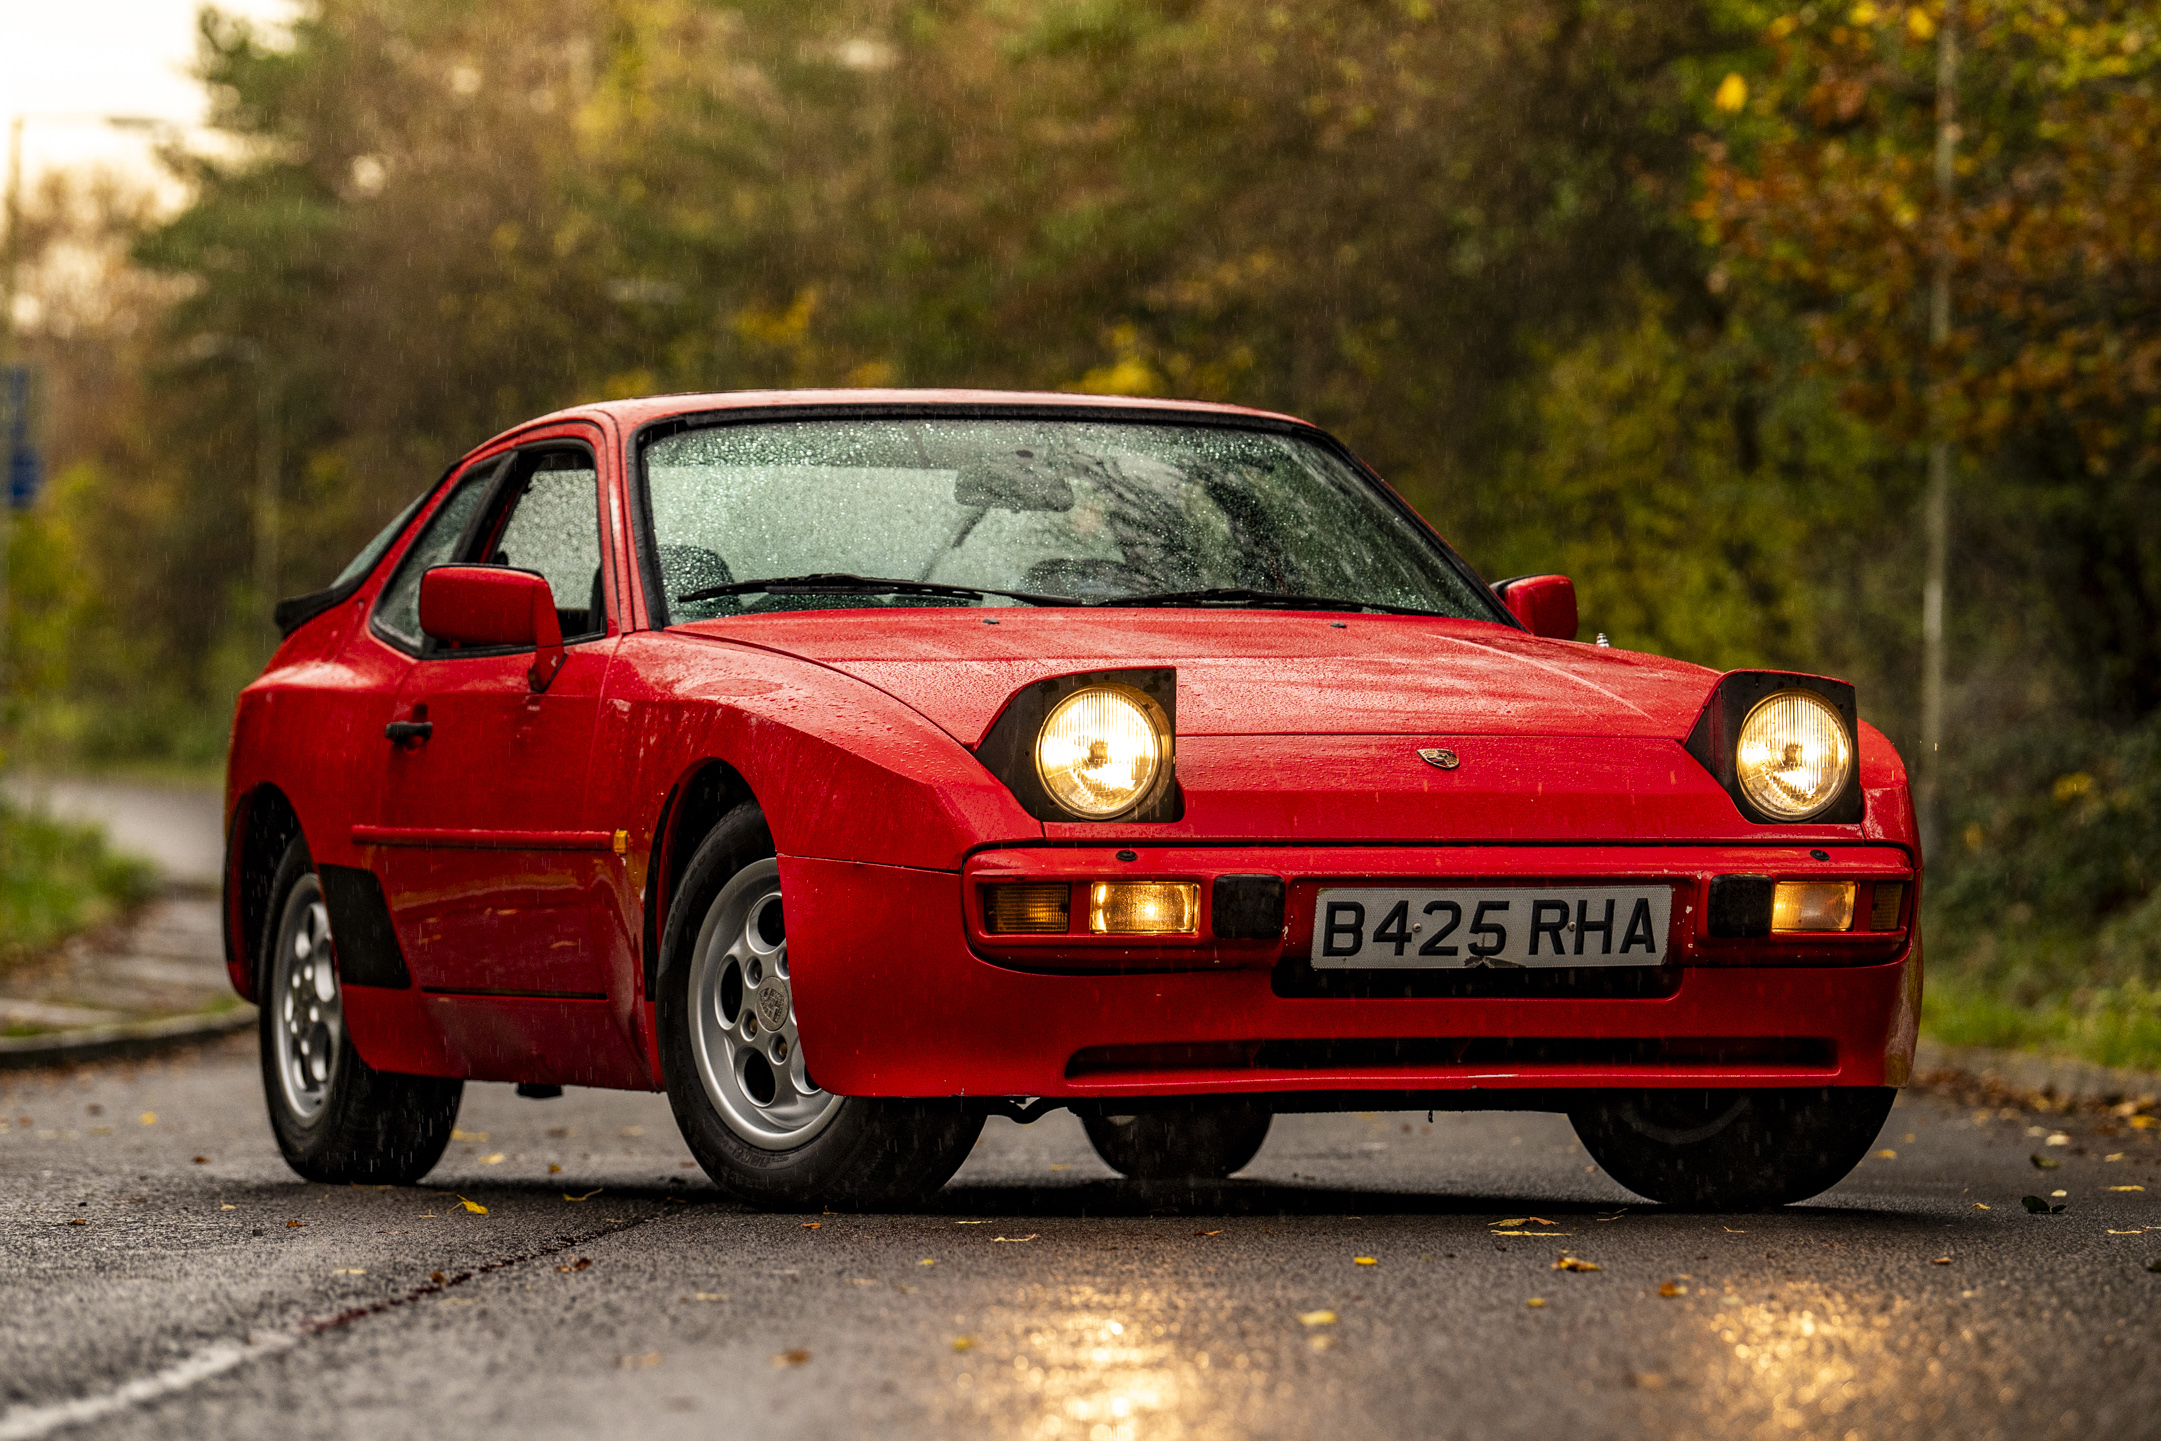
(641, 416), (1500, 622)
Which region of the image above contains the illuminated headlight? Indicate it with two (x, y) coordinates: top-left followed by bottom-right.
(1034, 685), (1168, 818)
(1734, 691), (1854, 821)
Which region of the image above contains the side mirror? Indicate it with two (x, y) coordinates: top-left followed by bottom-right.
(1493, 573), (1579, 641)
(418, 565), (566, 691)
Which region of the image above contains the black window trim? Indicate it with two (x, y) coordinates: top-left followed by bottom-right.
(623, 401), (1518, 632)
(368, 438), (610, 659)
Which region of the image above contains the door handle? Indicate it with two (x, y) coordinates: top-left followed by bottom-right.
(385, 720), (434, 744)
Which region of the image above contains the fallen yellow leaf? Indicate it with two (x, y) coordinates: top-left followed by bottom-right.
(2130, 1115), (2157, 1129)
(802, 1221), (822, 1229)
(951, 1337), (974, 1352)
(1931, 1256), (1952, 1265)
(1875, 1149), (1897, 1159)
(1495, 1218), (1528, 1227)
(564, 1188), (602, 1201)
(1353, 1256), (1377, 1266)
(1297, 1310), (1337, 1327)
(993, 1235), (1039, 1243)
(619, 1352), (662, 1370)
(1553, 1255), (1601, 1272)
(1491, 1230), (1575, 1237)
(451, 1129), (488, 1142)
(548, 1163), (562, 1175)
(1526, 1297), (1546, 1308)
(684, 1292), (727, 1301)
(332, 1267), (367, 1276)
(139, 1112), (158, 1126)
(1972, 1203), (1992, 1210)
(772, 1349), (811, 1367)
(479, 1153), (505, 1165)
(457, 1196), (487, 1215)
(2106, 1185), (2146, 1192)
(918, 1258), (937, 1267)
(1658, 1281), (1687, 1297)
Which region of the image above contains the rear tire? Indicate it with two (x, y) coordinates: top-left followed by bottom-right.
(258, 837), (462, 1185)
(657, 803), (982, 1210)
(1570, 1087), (1895, 1210)
(1082, 1102), (1273, 1181)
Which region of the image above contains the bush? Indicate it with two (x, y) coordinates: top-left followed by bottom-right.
(0, 799), (158, 961)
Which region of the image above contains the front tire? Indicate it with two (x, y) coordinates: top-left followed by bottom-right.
(1082, 1102), (1273, 1181)
(657, 805), (982, 1210)
(258, 838), (462, 1184)
(1570, 1087), (1896, 1210)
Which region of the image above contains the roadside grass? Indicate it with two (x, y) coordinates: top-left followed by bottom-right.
(1923, 911), (2161, 1074)
(0, 799), (158, 964)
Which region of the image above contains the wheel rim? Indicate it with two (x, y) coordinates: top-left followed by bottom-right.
(686, 859), (841, 1150)
(272, 876), (342, 1123)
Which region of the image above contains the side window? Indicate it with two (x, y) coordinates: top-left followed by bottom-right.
(479, 449), (607, 643)
(371, 460), (500, 651)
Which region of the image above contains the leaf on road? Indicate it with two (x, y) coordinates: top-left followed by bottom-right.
(1298, 1310), (1337, 1326)
(918, 1258), (937, 1266)
(1491, 1231), (1575, 1237)
(954, 1219), (988, 1225)
(67, 1218), (86, 1226)
(2031, 1154), (2061, 1170)
(1354, 1257), (1378, 1266)
(1658, 1281), (1687, 1296)
(548, 1164), (561, 1175)
(621, 1126), (644, 1138)
(2106, 1185), (2146, 1192)
(430, 1271), (446, 1284)
(2045, 1133), (2071, 1146)
(2051, 1189), (2068, 1198)
(451, 1129), (488, 1143)
(772, 1349), (811, 1367)
(2130, 1116), (2158, 1129)
(1553, 1255), (1601, 1272)
(1721, 1227), (1747, 1233)
(952, 1337), (974, 1352)
(993, 1235), (1039, 1243)
(1972, 1203), (1991, 1210)
(220, 1204), (235, 1211)
(286, 1219), (305, 1228)
(1047, 1164), (1071, 1172)
(192, 1156), (208, 1165)
(139, 1112), (157, 1126)
(802, 1222), (822, 1229)
(557, 1258), (592, 1272)
(2107, 1228), (2154, 1235)
(1525, 1297), (1547, 1308)
(479, 1153), (504, 1165)
(1195, 1230), (1224, 1237)
(683, 1292), (727, 1301)
(333, 1267), (367, 1275)
(1494, 1218), (1528, 1227)
(457, 1196), (487, 1215)
(1876, 1149), (1897, 1159)
(564, 1189), (602, 1202)
(1931, 1256), (1952, 1265)
(619, 1352), (662, 1370)
(2021, 1195), (2067, 1214)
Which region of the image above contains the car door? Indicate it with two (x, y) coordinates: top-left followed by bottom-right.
(366, 437), (618, 998)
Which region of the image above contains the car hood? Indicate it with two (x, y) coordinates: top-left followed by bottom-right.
(676, 610), (1719, 746)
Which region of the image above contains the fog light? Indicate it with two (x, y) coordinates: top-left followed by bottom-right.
(1772, 881), (1855, 932)
(984, 883), (1071, 934)
(1088, 881), (1199, 935)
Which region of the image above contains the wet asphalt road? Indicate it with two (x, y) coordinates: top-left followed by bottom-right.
(3, 1037), (2157, 1441)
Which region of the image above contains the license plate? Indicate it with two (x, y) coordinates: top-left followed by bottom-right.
(1312, 886), (1674, 969)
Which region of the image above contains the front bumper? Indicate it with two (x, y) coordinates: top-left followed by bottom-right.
(786, 843), (1921, 1101)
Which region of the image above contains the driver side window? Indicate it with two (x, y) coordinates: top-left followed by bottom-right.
(474, 447), (608, 643)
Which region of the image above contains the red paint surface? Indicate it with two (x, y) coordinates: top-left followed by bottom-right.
(225, 390), (1920, 1102)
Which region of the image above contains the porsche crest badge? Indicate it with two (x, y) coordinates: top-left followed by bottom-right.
(1417, 748), (1460, 770)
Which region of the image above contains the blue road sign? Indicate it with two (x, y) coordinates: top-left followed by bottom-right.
(5, 363), (41, 511)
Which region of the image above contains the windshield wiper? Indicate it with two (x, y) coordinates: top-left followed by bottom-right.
(1093, 586), (1445, 617)
(677, 573), (1083, 607)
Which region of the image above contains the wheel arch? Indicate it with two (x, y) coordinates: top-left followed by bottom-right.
(225, 783), (305, 1003)
(643, 759), (765, 996)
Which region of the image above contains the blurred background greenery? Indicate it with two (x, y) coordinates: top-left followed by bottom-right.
(1, 0), (2155, 1063)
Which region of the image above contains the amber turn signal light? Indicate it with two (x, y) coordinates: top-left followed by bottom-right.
(1088, 881), (1200, 935)
(1771, 881), (1855, 933)
(1869, 882), (1907, 931)
(983, 883), (1071, 934)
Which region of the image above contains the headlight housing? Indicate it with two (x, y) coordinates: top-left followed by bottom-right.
(976, 668), (1182, 822)
(1734, 691), (1854, 821)
(1035, 685), (1168, 818)
(1683, 671), (1864, 825)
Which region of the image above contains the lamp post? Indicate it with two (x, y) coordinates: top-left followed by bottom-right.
(0, 111), (175, 726)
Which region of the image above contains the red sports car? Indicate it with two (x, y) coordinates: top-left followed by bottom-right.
(225, 390), (1918, 1211)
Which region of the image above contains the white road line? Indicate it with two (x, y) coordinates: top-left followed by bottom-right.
(0, 1332), (298, 1441)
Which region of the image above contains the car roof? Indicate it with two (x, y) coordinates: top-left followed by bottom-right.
(505, 388), (1320, 443)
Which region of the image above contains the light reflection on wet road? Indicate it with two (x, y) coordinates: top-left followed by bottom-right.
(2, 1037), (2155, 1440)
